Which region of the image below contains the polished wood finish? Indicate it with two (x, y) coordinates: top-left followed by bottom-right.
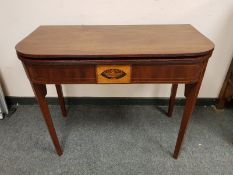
(55, 85), (67, 117)
(27, 65), (96, 84)
(21, 56), (207, 84)
(167, 84), (178, 117)
(216, 57), (233, 109)
(16, 25), (214, 159)
(131, 63), (203, 83)
(16, 25), (214, 59)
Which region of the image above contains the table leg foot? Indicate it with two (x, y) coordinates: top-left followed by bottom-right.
(215, 98), (225, 109)
(32, 83), (63, 156)
(167, 84), (178, 117)
(55, 84), (67, 117)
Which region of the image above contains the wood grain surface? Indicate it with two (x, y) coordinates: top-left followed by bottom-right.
(16, 25), (214, 59)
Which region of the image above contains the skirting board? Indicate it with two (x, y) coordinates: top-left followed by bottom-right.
(5, 97), (217, 107)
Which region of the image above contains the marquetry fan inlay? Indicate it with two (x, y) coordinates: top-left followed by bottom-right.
(101, 69), (126, 79)
(96, 65), (131, 83)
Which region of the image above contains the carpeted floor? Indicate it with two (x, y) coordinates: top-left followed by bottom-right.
(0, 105), (232, 175)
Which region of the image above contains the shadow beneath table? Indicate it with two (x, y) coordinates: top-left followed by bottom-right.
(58, 105), (177, 158)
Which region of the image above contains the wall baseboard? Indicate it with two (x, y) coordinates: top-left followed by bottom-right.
(5, 96), (218, 106)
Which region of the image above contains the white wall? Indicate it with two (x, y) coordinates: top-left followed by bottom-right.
(1, 0), (233, 97)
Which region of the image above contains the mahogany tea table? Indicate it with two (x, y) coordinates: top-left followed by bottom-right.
(15, 25), (214, 159)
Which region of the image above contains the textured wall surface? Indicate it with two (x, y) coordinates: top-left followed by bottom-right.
(1, 0), (233, 97)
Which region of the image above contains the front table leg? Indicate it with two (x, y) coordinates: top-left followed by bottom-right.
(173, 82), (201, 159)
(32, 83), (63, 156)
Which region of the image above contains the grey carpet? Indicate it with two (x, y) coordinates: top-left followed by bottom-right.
(0, 105), (232, 175)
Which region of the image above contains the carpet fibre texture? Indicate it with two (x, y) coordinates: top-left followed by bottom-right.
(0, 105), (232, 175)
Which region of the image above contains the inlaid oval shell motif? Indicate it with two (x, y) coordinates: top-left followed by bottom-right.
(101, 69), (127, 79)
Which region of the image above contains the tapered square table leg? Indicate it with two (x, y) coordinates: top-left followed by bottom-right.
(32, 83), (63, 156)
(173, 83), (201, 159)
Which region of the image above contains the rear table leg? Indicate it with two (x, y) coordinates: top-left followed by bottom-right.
(167, 84), (178, 117)
(55, 84), (67, 117)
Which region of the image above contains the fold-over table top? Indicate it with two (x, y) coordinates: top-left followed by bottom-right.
(16, 25), (214, 59)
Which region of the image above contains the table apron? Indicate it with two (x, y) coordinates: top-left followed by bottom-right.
(25, 62), (205, 84)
